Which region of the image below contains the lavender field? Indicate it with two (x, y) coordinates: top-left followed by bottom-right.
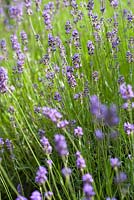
(0, 0), (134, 199)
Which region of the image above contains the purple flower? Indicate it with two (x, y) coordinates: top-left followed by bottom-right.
(90, 95), (119, 126)
(115, 172), (127, 183)
(46, 159), (53, 168)
(0, 67), (8, 93)
(44, 191), (53, 199)
(42, 107), (62, 123)
(124, 122), (134, 135)
(126, 51), (133, 63)
(38, 129), (45, 137)
(90, 95), (100, 114)
(90, 95), (105, 120)
(65, 20), (72, 34)
(110, 0), (118, 8)
(57, 120), (69, 128)
(63, 0), (70, 7)
(74, 126), (83, 137)
(42, 3), (53, 30)
(122, 102), (129, 109)
(103, 105), (119, 126)
(21, 31), (28, 46)
(5, 139), (13, 151)
(95, 129), (104, 140)
(0, 39), (6, 52)
(110, 158), (121, 168)
(120, 83), (134, 100)
(0, 138), (4, 146)
(0, 7), (4, 16)
(72, 30), (80, 49)
(106, 198), (117, 200)
(40, 136), (52, 154)
(10, 34), (25, 73)
(62, 167), (72, 177)
(9, 4), (23, 21)
(54, 92), (62, 102)
(118, 75), (124, 85)
(66, 72), (77, 87)
(30, 190), (42, 200)
(35, 166), (48, 184)
(130, 102), (134, 109)
(24, 0), (32, 9)
(87, 0), (94, 12)
(17, 184), (23, 194)
(35, 0), (42, 11)
(83, 183), (95, 199)
(92, 71), (99, 81)
(72, 30), (79, 39)
(54, 134), (69, 156)
(10, 34), (20, 51)
(48, 34), (56, 52)
(72, 53), (81, 69)
(16, 196), (28, 200)
(40, 54), (50, 65)
(127, 14), (133, 23)
(87, 41), (95, 55)
(82, 173), (94, 184)
(76, 151), (86, 170)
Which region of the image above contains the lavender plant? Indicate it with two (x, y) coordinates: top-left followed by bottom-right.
(0, 0), (134, 199)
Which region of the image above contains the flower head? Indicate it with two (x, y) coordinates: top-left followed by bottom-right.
(54, 134), (69, 156)
(83, 183), (95, 199)
(35, 166), (48, 184)
(120, 83), (134, 100)
(124, 122), (134, 135)
(115, 172), (127, 183)
(110, 158), (121, 168)
(74, 126), (83, 137)
(95, 129), (104, 140)
(82, 173), (94, 184)
(57, 120), (69, 128)
(30, 190), (42, 200)
(62, 167), (72, 178)
(42, 107), (62, 123)
(44, 191), (53, 199)
(0, 67), (8, 93)
(40, 136), (52, 154)
(110, 0), (118, 8)
(76, 151), (86, 170)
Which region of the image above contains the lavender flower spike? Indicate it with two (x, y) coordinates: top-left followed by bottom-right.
(40, 136), (52, 154)
(124, 122), (134, 135)
(0, 67), (8, 93)
(44, 191), (53, 199)
(87, 40), (95, 55)
(120, 83), (134, 100)
(54, 134), (69, 156)
(95, 129), (104, 140)
(74, 126), (83, 137)
(110, 158), (121, 168)
(35, 166), (48, 184)
(62, 167), (72, 177)
(30, 190), (42, 200)
(83, 184), (95, 199)
(82, 173), (94, 184)
(76, 151), (86, 170)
